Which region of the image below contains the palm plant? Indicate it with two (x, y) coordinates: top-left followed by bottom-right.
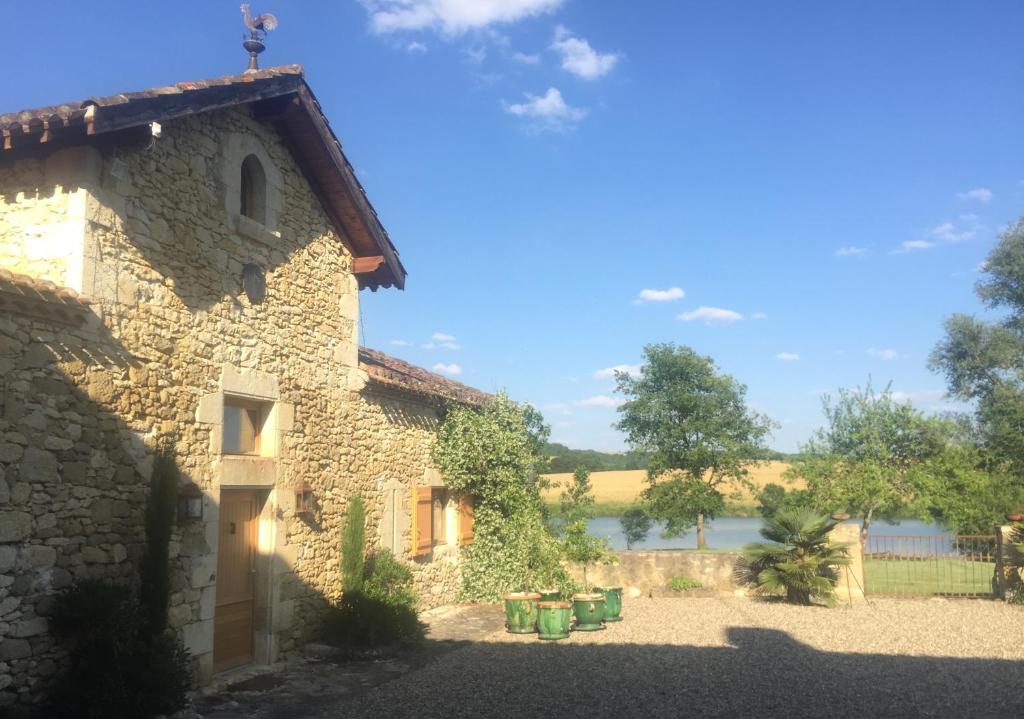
(740, 509), (850, 606)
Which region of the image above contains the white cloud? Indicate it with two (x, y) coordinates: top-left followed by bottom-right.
(931, 221), (976, 244)
(432, 362), (462, 376)
(463, 46), (487, 64)
(677, 306), (743, 324)
(550, 26), (621, 80)
(405, 41), (428, 53)
(432, 332), (456, 341)
(751, 312), (768, 320)
(594, 364), (642, 380)
(775, 352), (800, 361)
(893, 239), (934, 254)
(512, 51), (541, 64)
(867, 348), (900, 361)
(504, 87), (587, 129)
(835, 246), (868, 257)
(573, 395), (623, 408)
(890, 389), (945, 405)
(359, 0), (564, 35)
(390, 339), (412, 347)
(635, 287), (685, 304)
(956, 187), (993, 203)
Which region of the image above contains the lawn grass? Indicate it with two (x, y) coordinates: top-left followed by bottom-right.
(863, 558), (995, 596)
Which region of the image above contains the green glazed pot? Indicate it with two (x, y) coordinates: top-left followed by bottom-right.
(537, 588), (562, 602)
(571, 593), (605, 631)
(503, 592), (541, 634)
(593, 586), (623, 622)
(536, 600), (572, 640)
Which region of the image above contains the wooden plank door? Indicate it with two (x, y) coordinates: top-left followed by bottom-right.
(214, 490), (258, 673)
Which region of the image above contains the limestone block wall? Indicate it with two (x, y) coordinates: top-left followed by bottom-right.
(0, 309), (149, 711)
(0, 149), (94, 290)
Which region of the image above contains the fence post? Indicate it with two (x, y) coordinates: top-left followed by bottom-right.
(994, 526), (1005, 600)
(830, 523), (865, 604)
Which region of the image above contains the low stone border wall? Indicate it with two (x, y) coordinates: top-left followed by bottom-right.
(570, 550), (745, 597)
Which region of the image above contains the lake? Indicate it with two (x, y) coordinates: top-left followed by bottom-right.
(587, 516), (948, 551)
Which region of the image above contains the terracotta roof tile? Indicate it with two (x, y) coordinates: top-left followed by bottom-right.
(359, 347), (491, 407)
(0, 269), (93, 326)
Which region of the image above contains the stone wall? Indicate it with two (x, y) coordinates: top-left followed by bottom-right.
(0, 104), (464, 708)
(0, 309), (149, 710)
(572, 551), (745, 597)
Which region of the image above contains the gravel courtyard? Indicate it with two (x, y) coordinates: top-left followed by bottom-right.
(198, 597), (1024, 719)
(339, 598), (1023, 719)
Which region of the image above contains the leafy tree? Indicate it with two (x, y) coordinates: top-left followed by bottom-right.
(562, 519), (615, 590)
(756, 483), (813, 519)
(559, 466), (595, 522)
(619, 506), (652, 549)
(341, 495), (367, 594)
(911, 420), (1024, 534)
(740, 509), (850, 606)
(931, 217), (1024, 481)
(432, 394), (572, 600)
(615, 343), (775, 548)
(787, 382), (945, 542)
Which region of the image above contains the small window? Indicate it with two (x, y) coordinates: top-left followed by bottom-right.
(240, 154), (267, 225)
(223, 398), (267, 455)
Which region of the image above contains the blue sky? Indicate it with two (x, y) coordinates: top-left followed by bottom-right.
(8, 2), (1024, 452)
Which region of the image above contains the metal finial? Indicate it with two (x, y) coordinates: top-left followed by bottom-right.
(241, 4), (279, 73)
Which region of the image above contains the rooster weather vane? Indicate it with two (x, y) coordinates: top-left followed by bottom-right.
(241, 4), (279, 72)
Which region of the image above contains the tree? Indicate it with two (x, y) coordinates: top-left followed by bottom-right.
(340, 495), (366, 594)
(559, 466), (595, 523)
(619, 506), (652, 549)
(788, 382), (944, 542)
(756, 483), (813, 520)
(739, 509), (850, 606)
(931, 217), (1024, 481)
(562, 519), (614, 590)
(615, 343), (774, 548)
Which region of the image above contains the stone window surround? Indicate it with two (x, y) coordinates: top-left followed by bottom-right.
(197, 364), (294, 489)
(221, 131), (284, 246)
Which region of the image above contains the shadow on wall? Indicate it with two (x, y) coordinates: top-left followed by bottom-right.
(328, 626), (1024, 719)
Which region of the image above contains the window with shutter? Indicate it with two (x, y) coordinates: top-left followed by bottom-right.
(412, 486), (433, 557)
(458, 494), (475, 546)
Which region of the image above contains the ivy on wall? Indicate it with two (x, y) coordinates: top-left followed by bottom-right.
(432, 394), (574, 600)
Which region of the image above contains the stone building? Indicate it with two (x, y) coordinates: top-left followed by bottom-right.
(0, 66), (486, 707)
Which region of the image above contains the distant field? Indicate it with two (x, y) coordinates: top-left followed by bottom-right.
(541, 462), (799, 514)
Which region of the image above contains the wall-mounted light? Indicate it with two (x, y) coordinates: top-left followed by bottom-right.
(177, 483), (204, 524)
(295, 482), (314, 516)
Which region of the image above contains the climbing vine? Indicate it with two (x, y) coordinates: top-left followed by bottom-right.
(432, 394), (574, 600)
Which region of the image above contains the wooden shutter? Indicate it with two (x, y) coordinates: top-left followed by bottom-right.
(412, 486), (433, 557)
(458, 494), (475, 546)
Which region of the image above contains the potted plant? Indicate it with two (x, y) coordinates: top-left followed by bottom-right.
(502, 592), (541, 634)
(536, 600), (572, 640)
(536, 588), (563, 602)
(570, 592), (605, 631)
(592, 586), (623, 622)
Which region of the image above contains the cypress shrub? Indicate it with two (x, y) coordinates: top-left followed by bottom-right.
(340, 495), (367, 594)
(139, 447), (178, 637)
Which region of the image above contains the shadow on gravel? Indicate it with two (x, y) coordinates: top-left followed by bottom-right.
(338, 627), (1024, 719)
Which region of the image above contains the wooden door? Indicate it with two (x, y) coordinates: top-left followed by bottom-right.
(214, 490), (258, 673)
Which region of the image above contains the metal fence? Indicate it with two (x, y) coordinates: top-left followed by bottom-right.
(863, 534), (997, 597)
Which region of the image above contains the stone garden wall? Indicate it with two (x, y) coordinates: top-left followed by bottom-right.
(572, 551), (745, 597)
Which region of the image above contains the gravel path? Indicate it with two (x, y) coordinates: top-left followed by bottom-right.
(334, 598), (1024, 719)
